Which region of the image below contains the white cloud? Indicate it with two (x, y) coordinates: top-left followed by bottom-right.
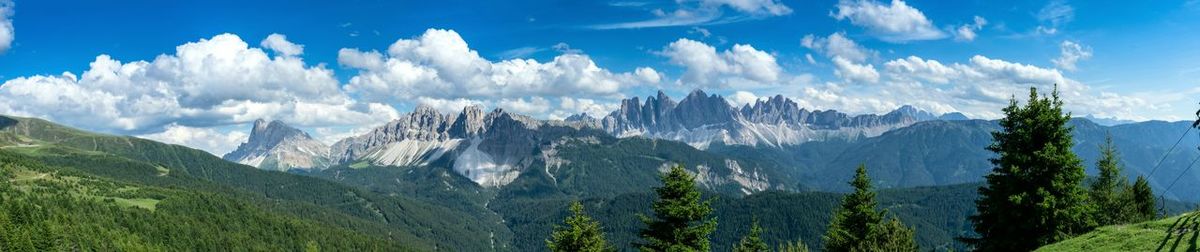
(591, 0), (790, 29)
(1052, 40), (1092, 71)
(414, 97), (485, 114)
(954, 16), (987, 42)
(801, 32), (876, 62)
(0, 33), (397, 137)
(831, 0), (946, 42)
(552, 97), (619, 119)
(260, 33), (303, 57)
(1038, 1), (1074, 27)
(727, 90), (764, 107)
(832, 56), (880, 83)
(341, 29), (657, 101)
(137, 124), (248, 155)
(0, 0), (11, 53)
(497, 96), (552, 115)
(661, 38), (781, 88)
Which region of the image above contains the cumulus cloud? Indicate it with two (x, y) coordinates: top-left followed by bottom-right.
(0, 33), (399, 154)
(726, 90), (764, 107)
(832, 56), (880, 83)
(801, 32), (877, 62)
(341, 29), (658, 102)
(832, 0), (946, 42)
(0, 0), (11, 54)
(660, 38), (781, 88)
(954, 16), (987, 42)
(1052, 40), (1092, 71)
(0, 0), (10, 53)
(591, 0), (790, 29)
(137, 124), (248, 155)
(260, 33), (303, 57)
(497, 96), (552, 115)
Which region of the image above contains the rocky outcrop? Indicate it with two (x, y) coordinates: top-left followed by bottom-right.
(222, 119), (331, 171)
(602, 89), (945, 148)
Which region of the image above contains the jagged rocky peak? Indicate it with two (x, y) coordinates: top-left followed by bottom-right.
(741, 94), (809, 125)
(887, 105), (938, 121)
(674, 89), (740, 128)
(223, 119), (330, 171)
(449, 105), (486, 137)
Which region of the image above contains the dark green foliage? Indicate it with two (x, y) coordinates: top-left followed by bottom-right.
(636, 164), (717, 251)
(824, 165), (918, 252)
(823, 165), (883, 251)
(547, 201), (613, 252)
(777, 239), (810, 252)
(969, 86), (1094, 251)
(1089, 134), (1135, 226)
(0, 152), (399, 251)
(732, 219), (769, 252)
(0, 115), (501, 251)
(1129, 175), (1157, 222)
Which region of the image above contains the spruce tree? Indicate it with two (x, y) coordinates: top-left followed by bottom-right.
(1128, 176), (1157, 222)
(777, 239), (810, 252)
(823, 164), (882, 252)
(1089, 134), (1129, 225)
(733, 219), (769, 252)
(636, 164), (717, 252)
(968, 86), (1093, 251)
(547, 201), (612, 252)
(824, 164), (918, 252)
(870, 218), (919, 251)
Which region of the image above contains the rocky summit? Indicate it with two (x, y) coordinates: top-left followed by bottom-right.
(222, 119), (331, 171)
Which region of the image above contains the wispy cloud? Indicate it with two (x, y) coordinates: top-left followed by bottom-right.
(590, 0), (791, 29)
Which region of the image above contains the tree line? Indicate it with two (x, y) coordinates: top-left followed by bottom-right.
(545, 86), (1166, 251)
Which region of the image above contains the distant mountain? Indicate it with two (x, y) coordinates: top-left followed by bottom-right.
(938, 112), (970, 120)
(222, 119), (330, 171)
(601, 90), (939, 148)
(1080, 114), (1138, 126)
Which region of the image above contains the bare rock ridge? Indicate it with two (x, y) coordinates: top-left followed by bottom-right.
(600, 89), (944, 148)
(222, 119), (330, 171)
(223, 89), (959, 188)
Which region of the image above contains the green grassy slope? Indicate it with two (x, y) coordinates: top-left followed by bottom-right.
(1038, 212), (1200, 252)
(0, 115), (509, 251)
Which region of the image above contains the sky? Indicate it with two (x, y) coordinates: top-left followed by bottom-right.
(0, 0), (1198, 155)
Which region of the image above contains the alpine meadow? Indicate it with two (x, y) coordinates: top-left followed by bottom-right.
(1, 0), (1199, 251)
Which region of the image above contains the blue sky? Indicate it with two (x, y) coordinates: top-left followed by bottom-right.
(0, 0), (1197, 154)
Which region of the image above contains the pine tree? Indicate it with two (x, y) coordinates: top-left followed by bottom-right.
(547, 201), (612, 252)
(870, 218), (919, 251)
(1089, 134), (1129, 225)
(777, 239), (810, 252)
(1128, 176), (1156, 222)
(636, 164), (717, 252)
(967, 86), (1093, 251)
(824, 164), (918, 252)
(733, 219), (769, 252)
(824, 164), (882, 252)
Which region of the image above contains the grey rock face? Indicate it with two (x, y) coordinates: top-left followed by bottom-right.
(223, 119), (331, 171)
(602, 89), (945, 148)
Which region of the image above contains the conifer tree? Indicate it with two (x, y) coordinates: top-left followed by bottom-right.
(1128, 176), (1156, 222)
(636, 164), (717, 252)
(1089, 134), (1129, 225)
(733, 219), (769, 252)
(968, 86), (1093, 251)
(546, 201), (612, 252)
(777, 239), (810, 252)
(824, 164), (918, 252)
(824, 164), (882, 252)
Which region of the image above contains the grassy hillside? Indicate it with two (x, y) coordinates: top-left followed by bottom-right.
(1038, 212), (1200, 252)
(0, 115), (509, 251)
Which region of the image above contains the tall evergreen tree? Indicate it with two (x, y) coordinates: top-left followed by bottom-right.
(546, 201), (612, 252)
(777, 239), (810, 252)
(824, 164), (882, 252)
(1089, 134), (1130, 225)
(824, 164), (918, 252)
(1127, 176), (1157, 222)
(968, 86), (1093, 251)
(636, 164), (717, 252)
(733, 219), (769, 252)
